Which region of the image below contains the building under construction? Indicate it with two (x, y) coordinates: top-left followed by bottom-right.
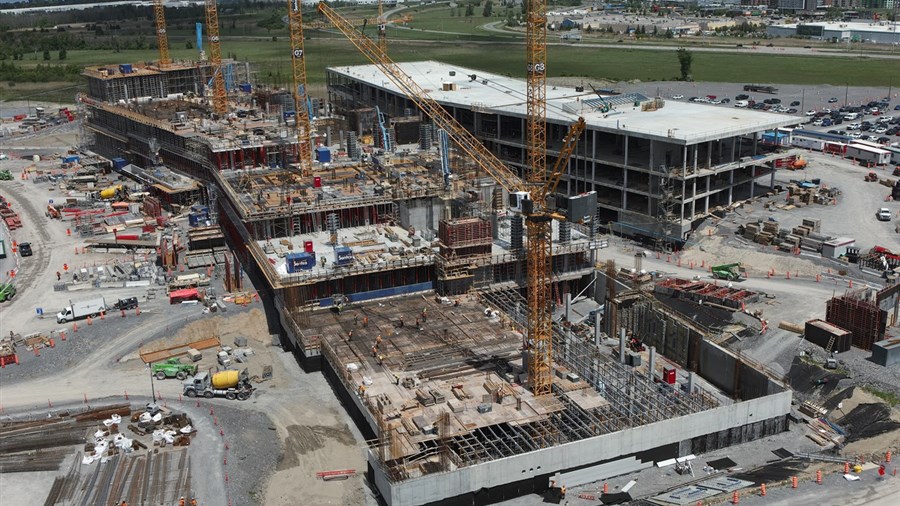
(327, 61), (800, 245)
(80, 54), (794, 504)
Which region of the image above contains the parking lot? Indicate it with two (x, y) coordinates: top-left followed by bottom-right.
(611, 81), (900, 150)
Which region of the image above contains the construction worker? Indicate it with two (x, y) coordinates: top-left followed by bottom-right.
(375, 334), (382, 345)
(179, 497), (186, 506)
(421, 308), (427, 322)
(347, 330), (353, 341)
(354, 314), (358, 326)
(56, 271), (61, 281)
(398, 316), (404, 328)
(362, 316), (369, 328)
(191, 498), (197, 506)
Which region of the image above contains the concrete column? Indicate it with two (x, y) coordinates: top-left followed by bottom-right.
(648, 346), (656, 379)
(693, 145), (698, 173)
(624, 135), (629, 166)
(687, 371), (695, 394)
(564, 292), (572, 322)
(622, 169), (629, 210)
(752, 132), (759, 156)
(619, 328), (626, 363)
(691, 179), (697, 220)
(594, 320), (602, 346)
(731, 136), (736, 162)
(649, 139), (654, 169)
(706, 141), (712, 169)
(682, 145), (688, 175)
(728, 168), (734, 205)
(769, 171), (775, 190)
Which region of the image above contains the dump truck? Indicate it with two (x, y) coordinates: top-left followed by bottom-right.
(56, 296), (106, 323)
(711, 263), (746, 281)
(183, 369), (253, 400)
(152, 358), (198, 380)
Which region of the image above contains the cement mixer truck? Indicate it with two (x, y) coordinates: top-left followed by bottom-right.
(182, 369), (253, 400)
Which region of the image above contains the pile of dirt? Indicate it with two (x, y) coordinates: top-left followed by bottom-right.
(141, 308), (269, 352)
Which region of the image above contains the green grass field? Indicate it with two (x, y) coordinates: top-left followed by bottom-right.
(2, 3), (899, 102)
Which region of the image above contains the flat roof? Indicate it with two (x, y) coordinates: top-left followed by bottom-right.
(774, 21), (900, 34)
(327, 61), (800, 144)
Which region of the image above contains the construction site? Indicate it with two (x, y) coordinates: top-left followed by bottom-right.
(2, 1), (899, 506)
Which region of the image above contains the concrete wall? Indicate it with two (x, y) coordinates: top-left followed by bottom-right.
(698, 341), (737, 394)
(398, 197), (439, 233)
(375, 390), (792, 506)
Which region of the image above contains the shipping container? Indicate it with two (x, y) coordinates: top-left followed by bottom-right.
(315, 147), (331, 163)
(118, 64), (133, 74)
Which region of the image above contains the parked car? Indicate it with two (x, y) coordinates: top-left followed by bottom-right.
(787, 108), (798, 114)
(878, 208), (893, 221)
(672, 94), (684, 100)
(735, 94), (749, 101)
(895, 104), (900, 110)
(828, 97), (839, 103)
(805, 110), (817, 116)
(19, 242), (32, 257)
(790, 101), (801, 106)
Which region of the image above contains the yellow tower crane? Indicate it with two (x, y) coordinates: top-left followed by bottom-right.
(316, 2), (585, 397)
(205, 0), (228, 115)
(524, 0), (552, 396)
(288, 0), (314, 176)
(153, 0), (171, 67)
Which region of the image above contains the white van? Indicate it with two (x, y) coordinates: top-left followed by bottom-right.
(843, 112), (859, 121)
(734, 100), (749, 108)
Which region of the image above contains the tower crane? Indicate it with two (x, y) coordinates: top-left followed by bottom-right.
(316, 2), (586, 396)
(376, 0), (387, 54)
(287, 0), (314, 176)
(153, 0), (171, 67)
(205, 0), (228, 115)
(524, 0), (552, 396)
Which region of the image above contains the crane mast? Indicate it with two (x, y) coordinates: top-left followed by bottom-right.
(205, 0), (228, 115)
(288, 0), (314, 176)
(524, 0), (552, 395)
(317, 1), (585, 397)
(377, 0), (387, 54)
(153, 0), (171, 67)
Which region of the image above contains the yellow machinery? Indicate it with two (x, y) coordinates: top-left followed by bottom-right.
(205, 0), (228, 115)
(98, 184), (126, 200)
(153, 0), (171, 67)
(287, 0), (314, 176)
(317, 2), (585, 396)
(524, 0), (552, 396)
